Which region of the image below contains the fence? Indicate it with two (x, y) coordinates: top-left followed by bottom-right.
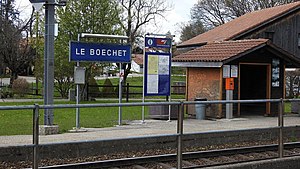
(1, 82), (186, 99)
(0, 98), (297, 169)
(87, 83), (186, 101)
(0, 82), (42, 98)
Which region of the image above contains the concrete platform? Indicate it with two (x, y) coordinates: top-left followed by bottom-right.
(1, 114), (300, 147)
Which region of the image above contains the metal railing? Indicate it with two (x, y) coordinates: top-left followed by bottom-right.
(87, 83), (186, 101)
(0, 98), (298, 169)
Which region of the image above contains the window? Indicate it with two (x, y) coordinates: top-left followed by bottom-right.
(264, 32), (274, 42)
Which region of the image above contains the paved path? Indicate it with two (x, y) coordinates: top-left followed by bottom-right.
(1, 114), (300, 147)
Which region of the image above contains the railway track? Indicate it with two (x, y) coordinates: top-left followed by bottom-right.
(39, 142), (300, 169)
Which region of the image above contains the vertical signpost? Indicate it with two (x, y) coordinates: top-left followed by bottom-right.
(223, 65), (238, 119)
(143, 34), (173, 122)
(70, 33), (130, 129)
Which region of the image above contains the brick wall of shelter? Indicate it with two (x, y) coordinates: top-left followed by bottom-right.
(187, 67), (222, 118)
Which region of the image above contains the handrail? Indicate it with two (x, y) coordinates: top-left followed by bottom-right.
(0, 98), (294, 169)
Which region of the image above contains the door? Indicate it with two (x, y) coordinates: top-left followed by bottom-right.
(238, 64), (270, 115)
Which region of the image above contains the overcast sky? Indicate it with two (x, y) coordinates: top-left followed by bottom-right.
(15, 0), (197, 42)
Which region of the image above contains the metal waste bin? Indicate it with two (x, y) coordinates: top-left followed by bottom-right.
(195, 98), (207, 120)
(291, 101), (300, 116)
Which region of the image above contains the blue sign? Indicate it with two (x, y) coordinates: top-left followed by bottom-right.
(29, 0), (45, 3)
(145, 37), (172, 48)
(144, 52), (171, 96)
(69, 41), (131, 63)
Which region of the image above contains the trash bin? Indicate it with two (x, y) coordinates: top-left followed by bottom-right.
(291, 101), (300, 116)
(194, 98), (207, 120)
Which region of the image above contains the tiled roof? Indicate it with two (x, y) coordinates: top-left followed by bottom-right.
(178, 2), (300, 47)
(132, 54), (143, 65)
(172, 39), (269, 62)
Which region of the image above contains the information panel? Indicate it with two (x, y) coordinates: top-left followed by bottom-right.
(69, 41), (131, 62)
(145, 37), (172, 48)
(144, 52), (171, 96)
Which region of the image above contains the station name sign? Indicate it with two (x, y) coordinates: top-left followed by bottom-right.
(69, 41), (131, 63)
(29, 0), (45, 2)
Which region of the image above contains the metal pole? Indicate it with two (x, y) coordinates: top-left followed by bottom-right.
(142, 36), (146, 123)
(33, 104), (39, 169)
(76, 34), (80, 129)
(43, 0), (55, 125)
(126, 83), (129, 102)
(118, 63), (122, 126)
(76, 62), (80, 129)
(177, 102), (184, 169)
(35, 11), (39, 96)
(278, 98), (284, 158)
(226, 90), (233, 119)
(168, 37), (172, 122)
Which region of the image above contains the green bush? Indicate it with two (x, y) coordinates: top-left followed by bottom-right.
(88, 77), (100, 98)
(0, 86), (13, 98)
(102, 78), (115, 97)
(12, 78), (30, 97)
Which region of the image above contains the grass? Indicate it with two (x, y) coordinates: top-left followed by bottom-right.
(285, 102), (291, 113)
(0, 100), (148, 136)
(0, 75), (185, 136)
(0, 100), (294, 136)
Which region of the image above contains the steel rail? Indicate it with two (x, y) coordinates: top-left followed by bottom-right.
(0, 98), (284, 110)
(0, 98), (285, 110)
(38, 142), (300, 169)
(0, 98), (292, 169)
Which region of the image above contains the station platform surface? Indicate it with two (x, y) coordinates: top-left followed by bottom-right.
(1, 114), (300, 147)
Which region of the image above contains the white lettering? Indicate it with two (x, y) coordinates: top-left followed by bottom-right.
(96, 49), (101, 55)
(90, 49), (94, 55)
(113, 50), (117, 56)
(81, 48), (85, 55)
(87, 48), (127, 57)
(122, 50), (127, 57)
(102, 49), (106, 56)
(107, 49), (111, 56)
(75, 48), (85, 55)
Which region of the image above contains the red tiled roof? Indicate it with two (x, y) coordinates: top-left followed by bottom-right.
(178, 2), (300, 47)
(173, 39), (269, 62)
(132, 54), (143, 65)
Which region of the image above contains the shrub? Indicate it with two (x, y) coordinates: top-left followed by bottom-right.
(12, 78), (30, 97)
(88, 77), (100, 98)
(102, 78), (115, 97)
(0, 86), (13, 98)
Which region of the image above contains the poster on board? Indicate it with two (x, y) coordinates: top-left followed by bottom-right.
(144, 52), (171, 96)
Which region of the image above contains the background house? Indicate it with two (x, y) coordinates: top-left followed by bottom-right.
(178, 2), (300, 58)
(131, 54), (143, 73)
(173, 2), (300, 118)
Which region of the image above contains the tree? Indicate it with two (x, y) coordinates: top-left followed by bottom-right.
(286, 69), (300, 98)
(179, 21), (206, 42)
(117, 0), (171, 83)
(50, 0), (122, 98)
(0, 0), (35, 84)
(190, 0), (294, 30)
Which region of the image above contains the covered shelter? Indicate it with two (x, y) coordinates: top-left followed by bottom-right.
(172, 39), (300, 118)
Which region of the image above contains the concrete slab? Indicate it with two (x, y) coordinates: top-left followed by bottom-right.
(0, 114), (300, 147)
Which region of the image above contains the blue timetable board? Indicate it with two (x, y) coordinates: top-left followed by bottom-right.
(144, 52), (171, 96)
(69, 41), (131, 63)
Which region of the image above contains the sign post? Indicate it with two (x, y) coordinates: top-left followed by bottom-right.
(223, 65), (238, 119)
(30, 0), (66, 127)
(70, 33), (130, 129)
(143, 34), (173, 122)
